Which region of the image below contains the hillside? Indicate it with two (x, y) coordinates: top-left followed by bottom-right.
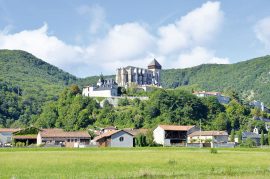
(1, 50), (270, 106)
(161, 56), (270, 105)
(0, 50), (78, 98)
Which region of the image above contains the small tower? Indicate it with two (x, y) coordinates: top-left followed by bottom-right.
(147, 59), (162, 86)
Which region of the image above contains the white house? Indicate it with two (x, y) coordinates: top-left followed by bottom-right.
(193, 91), (230, 104)
(82, 78), (118, 98)
(188, 131), (229, 144)
(153, 125), (199, 146)
(94, 130), (134, 147)
(0, 128), (20, 146)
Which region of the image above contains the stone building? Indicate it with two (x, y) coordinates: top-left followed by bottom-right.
(82, 77), (118, 98)
(115, 59), (162, 87)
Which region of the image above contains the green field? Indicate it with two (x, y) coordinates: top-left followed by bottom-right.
(0, 147), (270, 178)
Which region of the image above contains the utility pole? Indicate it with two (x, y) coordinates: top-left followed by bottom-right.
(200, 118), (202, 148)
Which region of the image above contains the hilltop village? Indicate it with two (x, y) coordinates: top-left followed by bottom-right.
(1, 58), (270, 148)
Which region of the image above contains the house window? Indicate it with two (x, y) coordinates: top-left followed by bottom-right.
(119, 137), (124, 142)
(67, 139), (70, 142)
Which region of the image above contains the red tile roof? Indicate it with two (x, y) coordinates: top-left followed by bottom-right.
(158, 125), (195, 131)
(188, 131), (228, 137)
(0, 128), (21, 133)
(40, 128), (90, 138)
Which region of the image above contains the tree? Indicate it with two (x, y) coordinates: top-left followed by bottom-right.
(260, 130), (264, 146)
(230, 129), (235, 142)
(268, 131), (270, 146)
(238, 130), (242, 144)
(69, 84), (80, 95)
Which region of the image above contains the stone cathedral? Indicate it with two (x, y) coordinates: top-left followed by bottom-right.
(116, 59), (162, 87)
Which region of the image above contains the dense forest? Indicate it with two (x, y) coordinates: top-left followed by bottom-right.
(33, 85), (268, 134)
(0, 50), (270, 131)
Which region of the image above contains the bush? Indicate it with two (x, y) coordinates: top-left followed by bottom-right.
(15, 142), (25, 147)
(240, 138), (256, 148)
(210, 148), (218, 154)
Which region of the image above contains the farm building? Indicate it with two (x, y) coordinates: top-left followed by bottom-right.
(37, 128), (91, 147)
(153, 125), (199, 146)
(188, 131), (229, 143)
(0, 128), (20, 146)
(12, 127), (40, 145)
(94, 130), (134, 147)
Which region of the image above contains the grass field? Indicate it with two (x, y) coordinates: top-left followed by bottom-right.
(0, 147), (270, 178)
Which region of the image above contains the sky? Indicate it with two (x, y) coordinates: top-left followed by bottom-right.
(0, 0), (270, 77)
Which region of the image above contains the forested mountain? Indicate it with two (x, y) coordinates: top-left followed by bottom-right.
(0, 49), (270, 128)
(161, 56), (270, 105)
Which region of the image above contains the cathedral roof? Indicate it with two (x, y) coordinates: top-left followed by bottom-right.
(148, 59), (162, 69)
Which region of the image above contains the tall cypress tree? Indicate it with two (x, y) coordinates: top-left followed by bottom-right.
(260, 130), (264, 146)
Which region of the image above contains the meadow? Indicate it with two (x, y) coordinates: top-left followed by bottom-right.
(0, 147), (270, 178)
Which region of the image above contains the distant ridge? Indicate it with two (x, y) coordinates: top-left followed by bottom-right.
(0, 49), (270, 105)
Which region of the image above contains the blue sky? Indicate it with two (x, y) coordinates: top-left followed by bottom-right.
(0, 0), (270, 77)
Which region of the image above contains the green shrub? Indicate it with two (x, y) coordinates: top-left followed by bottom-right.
(240, 138), (256, 148)
(210, 148), (218, 154)
(15, 142), (25, 147)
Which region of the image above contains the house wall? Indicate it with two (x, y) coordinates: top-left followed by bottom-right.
(82, 87), (117, 98)
(110, 131), (133, 147)
(37, 133), (42, 145)
(188, 135), (228, 143)
(0, 132), (13, 144)
(153, 126), (165, 145)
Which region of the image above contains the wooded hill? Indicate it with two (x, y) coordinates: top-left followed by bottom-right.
(0, 49), (270, 128)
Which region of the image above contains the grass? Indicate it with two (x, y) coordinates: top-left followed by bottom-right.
(0, 147), (270, 178)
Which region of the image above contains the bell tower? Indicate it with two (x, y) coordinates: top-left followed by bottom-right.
(148, 58), (162, 86)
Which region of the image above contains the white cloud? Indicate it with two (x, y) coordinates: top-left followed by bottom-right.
(255, 17), (270, 49)
(170, 47), (229, 69)
(90, 23), (155, 62)
(76, 4), (107, 34)
(157, 1), (223, 54)
(0, 1), (229, 77)
(0, 23), (84, 69)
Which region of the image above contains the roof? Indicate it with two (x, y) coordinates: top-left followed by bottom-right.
(13, 135), (37, 139)
(0, 128), (21, 133)
(188, 131), (228, 137)
(39, 128), (90, 138)
(94, 130), (133, 142)
(124, 128), (149, 136)
(148, 59), (162, 69)
(158, 125), (195, 131)
(242, 132), (261, 139)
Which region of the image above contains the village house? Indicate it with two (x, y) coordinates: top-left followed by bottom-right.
(187, 131), (230, 147)
(188, 131), (229, 143)
(242, 127), (261, 146)
(193, 91), (230, 104)
(0, 128), (20, 146)
(153, 125), (199, 146)
(37, 128), (91, 148)
(94, 130), (134, 147)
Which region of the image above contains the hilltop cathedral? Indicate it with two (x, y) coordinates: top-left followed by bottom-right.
(116, 59), (162, 87)
(82, 59), (162, 98)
